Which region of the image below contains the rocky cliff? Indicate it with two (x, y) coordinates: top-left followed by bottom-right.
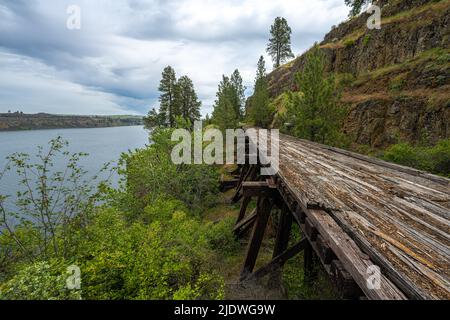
(266, 0), (450, 148)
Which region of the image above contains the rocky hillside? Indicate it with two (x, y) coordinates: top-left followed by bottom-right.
(267, 0), (450, 148)
(0, 113), (143, 131)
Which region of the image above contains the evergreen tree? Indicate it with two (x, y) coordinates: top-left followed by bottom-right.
(266, 17), (294, 68)
(255, 56), (266, 81)
(230, 69), (246, 119)
(212, 96), (238, 132)
(249, 56), (271, 128)
(345, 0), (371, 17)
(158, 66), (179, 127)
(143, 108), (164, 129)
(177, 75), (201, 126)
(286, 44), (345, 146)
(211, 76), (238, 130)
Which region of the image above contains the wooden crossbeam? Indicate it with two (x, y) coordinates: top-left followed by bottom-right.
(242, 181), (277, 198)
(243, 238), (307, 282)
(233, 209), (257, 234)
(219, 178), (239, 192)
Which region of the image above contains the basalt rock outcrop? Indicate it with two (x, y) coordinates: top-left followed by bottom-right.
(266, 0), (450, 148)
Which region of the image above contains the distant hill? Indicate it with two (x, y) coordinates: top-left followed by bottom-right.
(0, 112), (144, 131)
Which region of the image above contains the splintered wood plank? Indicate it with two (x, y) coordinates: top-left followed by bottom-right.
(307, 209), (407, 300)
(246, 130), (450, 299)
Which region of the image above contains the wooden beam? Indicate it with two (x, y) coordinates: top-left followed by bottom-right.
(240, 197), (273, 279)
(219, 178), (239, 192)
(243, 238), (307, 281)
(235, 196), (251, 225)
(307, 209), (407, 300)
(272, 205), (293, 258)
(242, 181), (277, 198)
(233, 209), (257, 234)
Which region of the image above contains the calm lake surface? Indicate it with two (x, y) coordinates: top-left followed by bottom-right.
(0, 126), (150, 208)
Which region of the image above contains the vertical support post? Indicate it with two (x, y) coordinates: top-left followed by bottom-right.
(272, 204), (293, 258)
(240, 197), (273, 279)
(304, 241), (318, 286)
(235, 196), (251, 226)
(268, 204), (293, 287)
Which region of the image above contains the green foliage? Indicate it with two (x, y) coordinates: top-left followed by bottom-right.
(0, 130), (225, 300)
(211, 72), (244, 130)
(76, 206), (224, 300)
(0, 136), (110, 263)
(118, 127), (220, 216)
(204, 217), (240, 256)
(158, 66), (179, 128)
(248, 56), (273, 128)
(345, 0), (371, 17)
(343, 38), (356, 47)
(285, 44), (347, 147)
(144, 67), (201, 129)
(267, 17), (295, 68)
(177, 75), (202, 126)
(362, 34), (371, 46)
(382, 139), (450, 176)
(0, 259), (81, 300)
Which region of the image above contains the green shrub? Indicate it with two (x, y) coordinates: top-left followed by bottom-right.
(78, 207), (224, 300)
(429, 139), (450, 176)
(383, 143), (423, 169)
(121, 127), (220, 216)
(0, 259), (81, 300)
(382, 139), (450, 176)
(362, 34), (371, 46)
(205, 217), (240, 256)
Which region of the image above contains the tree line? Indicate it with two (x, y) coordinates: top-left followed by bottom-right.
(144, 66), (201, 129)
(146, 5), (362, 144)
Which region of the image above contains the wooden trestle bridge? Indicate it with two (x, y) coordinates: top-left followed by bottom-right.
(226, 131), (450, 300)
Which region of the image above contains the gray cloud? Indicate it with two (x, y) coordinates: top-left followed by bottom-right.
(0, 0), (349, 116)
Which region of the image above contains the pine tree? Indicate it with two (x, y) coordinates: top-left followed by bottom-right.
(230, 69), (246, 119)
(286, 44), (345, 146)
(143, 108), (164, 129)
(266, 17), (294, 68)
(345, 0), (371, 17)
(211, 76), (238, 130)
(177, 75), (201, 126)
(212, 96), (238, 132)
(249, 56), (271, 128)
(158, 66), (179, 127)
(255, 56), (266, 81)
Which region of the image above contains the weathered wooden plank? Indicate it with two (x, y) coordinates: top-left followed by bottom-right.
(246, 129), (450, 299)
(307, 209), (407, 300)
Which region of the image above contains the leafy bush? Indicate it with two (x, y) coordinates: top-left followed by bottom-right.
(382, 143), (421, 168)
(0, 259), (81, 300)
(382, 139), (450, 176)
(78, 207), (224, 300)
(205, 217), (240, 256)
(119, 127), (220, 217)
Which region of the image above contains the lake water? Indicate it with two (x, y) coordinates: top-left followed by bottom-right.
(0, 126), (150, 209)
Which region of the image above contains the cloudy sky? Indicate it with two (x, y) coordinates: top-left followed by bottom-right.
(0, 0), (349, 116)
